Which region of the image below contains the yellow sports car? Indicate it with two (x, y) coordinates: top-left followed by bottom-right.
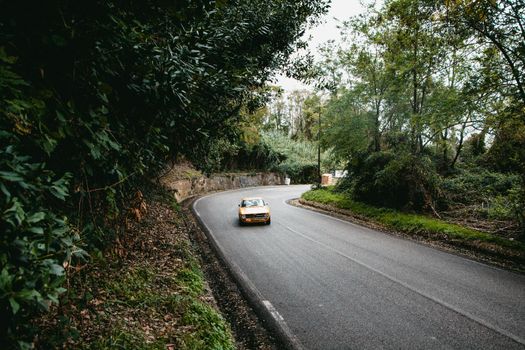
(238, 197), (271, 225)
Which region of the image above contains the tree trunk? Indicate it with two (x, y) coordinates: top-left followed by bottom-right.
(451, 121), (467, 169)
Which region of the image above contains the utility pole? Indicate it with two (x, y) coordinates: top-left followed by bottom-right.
(317, 103), (321, 186)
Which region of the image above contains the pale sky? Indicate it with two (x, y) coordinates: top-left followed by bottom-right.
(274, 0), (368, 91)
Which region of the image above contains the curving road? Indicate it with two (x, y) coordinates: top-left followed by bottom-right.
(193, 185), (525, 350)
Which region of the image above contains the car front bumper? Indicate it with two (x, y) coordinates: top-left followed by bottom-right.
(239, 215), (270, 223)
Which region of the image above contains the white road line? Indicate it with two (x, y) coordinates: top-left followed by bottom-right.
(263, 300), (285, 322)
(285, 199), (510, 273)
(193, 197), (306, 350)
(284, 224), (525, 346)
(196, 190), (523, 346)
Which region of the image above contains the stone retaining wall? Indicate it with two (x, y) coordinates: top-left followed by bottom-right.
(160, 172), (284, 202)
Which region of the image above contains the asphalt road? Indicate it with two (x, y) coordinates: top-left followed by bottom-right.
(193, 185), (525, 350)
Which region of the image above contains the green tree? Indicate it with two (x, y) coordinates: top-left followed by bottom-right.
(445, 0), (525, 106)
(0, 0), (330, 346)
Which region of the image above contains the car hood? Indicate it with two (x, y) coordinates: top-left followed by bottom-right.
(239, 207), (269, 215)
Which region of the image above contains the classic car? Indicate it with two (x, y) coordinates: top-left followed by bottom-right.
(238, 197), (271, 225)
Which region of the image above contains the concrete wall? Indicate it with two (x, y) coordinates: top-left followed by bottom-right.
(160, 172), (284, 202)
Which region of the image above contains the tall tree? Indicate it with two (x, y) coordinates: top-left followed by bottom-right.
(445, 0), (525, 106)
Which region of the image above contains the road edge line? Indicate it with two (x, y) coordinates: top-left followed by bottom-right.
(192, 196), (305, 350)
(283, 224), (525, 347)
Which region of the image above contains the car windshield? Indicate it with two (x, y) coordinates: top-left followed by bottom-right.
(241, 199), (264, 207)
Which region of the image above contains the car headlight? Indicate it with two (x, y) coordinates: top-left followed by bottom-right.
(241, 215), (246, 219)
(265, 213), (270, 218)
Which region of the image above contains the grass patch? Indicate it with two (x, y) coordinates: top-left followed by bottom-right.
(176, 267), (205, 297)
(105, 267), (157, 306)
(86, 328), (166, 350)
(179, 300), (235, 350)
(302, 189), (525, 252)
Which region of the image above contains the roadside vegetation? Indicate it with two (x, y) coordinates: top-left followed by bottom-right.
(316, 0), (525, 241)
(0, 1), (329, 347)
(35, 188), (235, 350)
(260, 131), (335, 183)
(260, 0), (524, 244)
(301, 188), (525, 267)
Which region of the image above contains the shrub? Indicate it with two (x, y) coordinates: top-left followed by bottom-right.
(218, 140), (284, 173)
(442, 169), (520, 205)
(0, 1), (329, 347)
(339, 151), (442, 211)
(261, 131), (332, 183)
(508, 182), (525, 236)
(0, 135), (84, 345)
(276, 162), (319, 183)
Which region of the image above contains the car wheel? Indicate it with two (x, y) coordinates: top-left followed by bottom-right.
(239, 220), (245, 226)
(266, 219), (271, 225)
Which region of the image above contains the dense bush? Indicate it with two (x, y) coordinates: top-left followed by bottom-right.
(275, 162), (319, 183)
(338, 151), (442, 211)
(208, 139), (284, 173)
(260, 131), (335, 183)
(0, 135), (82, 345)
(0, 0), (328, 347)
(337, 152), (524, 233)
(442, 169), (524, 225)
(442, 169), (521, 205)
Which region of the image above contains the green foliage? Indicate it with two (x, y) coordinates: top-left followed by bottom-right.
(36, 222), (235, 350)
(486, 196), (516, 221)
(484, 113), (525, 174)
(312, 0), (524, 235)
(445, 0), (525, 105)
(508, 184), (525, 232)
(233, 141), (283, 172)
(86, 329), (166, 350)
(105, 268), (157, 307)
(0, 133), (84, 346)
(302, 189), (525, 251)
(176, 267), (205, 298)
(442, 169), (524, 228)
(321, 88), (376, 160)
(340, 150), (442, 210)
(180, 300), (235, 350)
(261, 131), (335, 183)
(0, 0), (329, 346)
(202, 139), (242, 174)
(262, 131), (319, 165)
(277, 162), (319, 184)
(461, 132), (487, 164)
(202, 138), (283, 174)
(297, 93), (322, 141)
(442, 169), (520, 206)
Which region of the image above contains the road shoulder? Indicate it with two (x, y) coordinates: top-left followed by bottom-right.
(184, 196), (294, 350)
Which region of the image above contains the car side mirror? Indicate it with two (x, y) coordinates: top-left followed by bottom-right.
(238, 204), (240, 207)
(265, 202), (269, 205)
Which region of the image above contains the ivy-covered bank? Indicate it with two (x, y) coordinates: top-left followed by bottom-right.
(0, 1), (328, 347)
